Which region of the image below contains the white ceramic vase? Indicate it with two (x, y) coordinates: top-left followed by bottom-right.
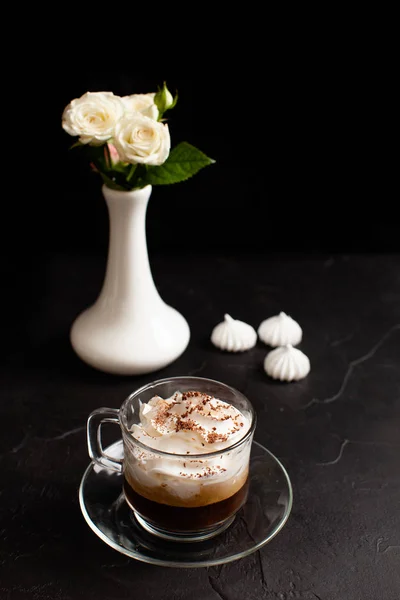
(70, 184), (190, 375)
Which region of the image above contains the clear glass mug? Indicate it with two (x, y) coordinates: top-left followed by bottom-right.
(87, 376), (256, 541)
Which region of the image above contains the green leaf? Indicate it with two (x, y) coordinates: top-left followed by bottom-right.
(143, 142), (215, 186)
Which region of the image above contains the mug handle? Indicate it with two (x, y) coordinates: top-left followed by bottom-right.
(87, 407), (123, 472)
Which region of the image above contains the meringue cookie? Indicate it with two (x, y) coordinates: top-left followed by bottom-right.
(264, 344), (310, 382)
(258, 312), (302, 347)
(211, 314), (257, 352)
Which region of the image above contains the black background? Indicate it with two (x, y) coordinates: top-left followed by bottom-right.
(2, 58), (400, 599)
(18, 69), (397, 259)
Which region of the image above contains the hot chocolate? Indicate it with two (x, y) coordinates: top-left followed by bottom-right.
(123, 476), (249, 532)
(123, 390), (251, 533)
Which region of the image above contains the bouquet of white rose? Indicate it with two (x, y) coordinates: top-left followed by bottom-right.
(62, 82), (214, 191)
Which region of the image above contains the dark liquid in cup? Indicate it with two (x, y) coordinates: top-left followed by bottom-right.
(123, 476), (249, 532)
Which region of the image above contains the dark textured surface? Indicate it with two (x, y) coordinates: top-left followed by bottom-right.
(1, 252), (400, 599)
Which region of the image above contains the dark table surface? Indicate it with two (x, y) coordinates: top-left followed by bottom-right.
(1, 251), (399, 600)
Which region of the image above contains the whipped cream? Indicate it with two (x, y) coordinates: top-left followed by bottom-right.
(131, 391), (250, 454)
(125, 391), (252, 504)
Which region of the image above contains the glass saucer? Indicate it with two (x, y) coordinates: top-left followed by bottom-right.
(79, 440), (293, 568)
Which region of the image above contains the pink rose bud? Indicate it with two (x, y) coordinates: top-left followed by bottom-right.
(106, 143), (120, 165)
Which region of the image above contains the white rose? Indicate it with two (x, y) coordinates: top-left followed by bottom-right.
(62, 92), (124, 146)
(122, 93), (158, 120)
(113, 112), (170, 166)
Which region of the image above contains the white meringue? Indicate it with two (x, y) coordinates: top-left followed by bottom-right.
(258, 311), (302, 347)
(264, 344), (310, 382)
(211, 314), (257, 352)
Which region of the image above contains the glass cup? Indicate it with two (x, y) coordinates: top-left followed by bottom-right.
(87, 376), (256, 541)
